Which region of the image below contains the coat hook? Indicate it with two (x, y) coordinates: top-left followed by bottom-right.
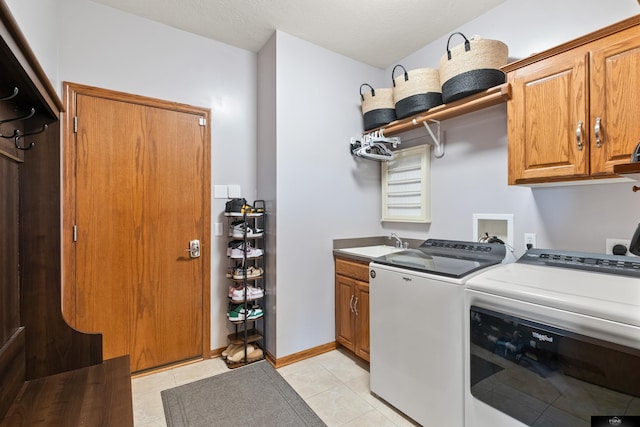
(7, 124), (47, 151)
(14, 130), (35, 151)
(0, 107), (35, 125)
(1, 87), (18, 101)
(633, 186), (640, 193)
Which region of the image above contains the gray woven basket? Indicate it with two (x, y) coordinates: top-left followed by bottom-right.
(360, 83), (396, 131)
(392, 65), (443, 119)
(439, 33), (508, 103)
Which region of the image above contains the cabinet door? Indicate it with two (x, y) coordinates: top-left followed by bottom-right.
(508, 52), (589, 184)
(335, 275), (356, 351)
(354, 281), (370, 362)
(589, 25), (640, 175)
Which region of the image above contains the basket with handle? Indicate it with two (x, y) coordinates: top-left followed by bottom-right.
(392, 65), (443, 119)
(360, 83), (396, 131)
(438, 32), (508, 103)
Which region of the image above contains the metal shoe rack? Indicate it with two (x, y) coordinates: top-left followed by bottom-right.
(224, 200), (266, 368)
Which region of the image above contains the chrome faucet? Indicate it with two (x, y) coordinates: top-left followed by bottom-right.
(389, 233), (403, 248)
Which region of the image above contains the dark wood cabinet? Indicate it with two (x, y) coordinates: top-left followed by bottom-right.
(0, 2), (132, 425)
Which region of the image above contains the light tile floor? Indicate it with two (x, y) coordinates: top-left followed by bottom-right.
(132, 348), (419, 426)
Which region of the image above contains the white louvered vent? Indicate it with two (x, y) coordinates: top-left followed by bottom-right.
(381, 145), (430, 223)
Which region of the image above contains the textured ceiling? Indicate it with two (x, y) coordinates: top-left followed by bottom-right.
(87, 0), (505, 68)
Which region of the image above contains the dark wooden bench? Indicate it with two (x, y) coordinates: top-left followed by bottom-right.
(1, 355), (133, 427)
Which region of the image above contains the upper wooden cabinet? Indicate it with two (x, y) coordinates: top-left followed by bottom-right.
(506, 15), (640, 185)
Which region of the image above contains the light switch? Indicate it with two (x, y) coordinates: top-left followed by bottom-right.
(214, 185), (228, 199)
(228, 185), (241, 198)
(214, 222), (223, 236)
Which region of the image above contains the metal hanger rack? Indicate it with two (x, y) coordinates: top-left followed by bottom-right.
(350, 130), (400, 162)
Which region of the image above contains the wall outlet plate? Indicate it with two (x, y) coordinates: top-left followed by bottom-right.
(524, 233), (536, 249)
(605, 238), (636, 256)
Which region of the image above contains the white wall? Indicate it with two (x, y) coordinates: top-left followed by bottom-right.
(381, 0), (640, 255)
(4, 0), (59, 88)
(257, 33), (278, 355)
(56, 0), (259, 352)
(6, 0), (259, 351)
(265, 31), (386, 357)
(7, 0), (640, 360)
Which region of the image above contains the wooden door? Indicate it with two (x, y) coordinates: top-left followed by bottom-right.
(62, 83), (210, 373)
(507, 51), (589, 184)
(589, 25), (640, 175)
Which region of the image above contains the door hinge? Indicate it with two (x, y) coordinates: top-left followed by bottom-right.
(73, 116), (78, 133)
(198, 117), (206, 126)
(73, 225), (77, 242)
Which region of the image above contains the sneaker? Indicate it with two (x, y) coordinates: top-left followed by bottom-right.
(232, 266), (263, 280)
(227, 344), (255, 363)
(227, 303), (264, 321)
(246, 266), (264, 278)
(230, 221), (264, 238)
(228, 242), (263, 259)
(228, 285), (264, 302)
(226, 240), (244, 256)
(226, 267), (245, 279)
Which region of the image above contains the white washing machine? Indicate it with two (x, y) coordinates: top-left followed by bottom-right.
(369, 239), (507, 426)
(464, 249), (640, 427)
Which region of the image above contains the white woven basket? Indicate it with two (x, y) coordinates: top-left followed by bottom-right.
(360, 83), (396, 130)
(392, 65), (443, 119)
(438, 33), (508, 103)
(392, 66), (440, 102)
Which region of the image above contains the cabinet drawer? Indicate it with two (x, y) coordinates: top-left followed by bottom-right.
(335, 258), (369, 282)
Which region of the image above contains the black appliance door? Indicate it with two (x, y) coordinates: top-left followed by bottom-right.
(469, 306), (640, 426)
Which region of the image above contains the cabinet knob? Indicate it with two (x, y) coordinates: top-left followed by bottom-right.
(575, 121), (584, 151)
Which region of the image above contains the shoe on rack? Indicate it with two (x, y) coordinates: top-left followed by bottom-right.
(246, 266), (264, 278)
(225, 198), (248, 214)
(227, 344), (255, 363)
(228, 242), (263, 259)
(222, 343), (242, 358)
(230, 221), (264, 238)
(227, 267), (248, 279)
(247, 304), (263, 319)
(233, 266), (264, 279)
(246, 348), (264, 362)
(227, 240), (244, 256)
(227, 303), (264, 321)
(228, 285), (264, 302)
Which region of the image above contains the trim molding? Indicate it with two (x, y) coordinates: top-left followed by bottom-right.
(269, 342), (338, 369)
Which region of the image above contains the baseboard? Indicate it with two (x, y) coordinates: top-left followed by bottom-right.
(269, 341), (338, 369)
(212, 341), (338, 369)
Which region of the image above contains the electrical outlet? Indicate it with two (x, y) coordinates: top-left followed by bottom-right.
(524, 233), (536, 249)
(605, 238), (635, 256)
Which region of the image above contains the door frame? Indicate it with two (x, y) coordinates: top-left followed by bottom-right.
(61, 82), (211, 363)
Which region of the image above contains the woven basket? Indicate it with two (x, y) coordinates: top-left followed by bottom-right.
(392, 65), (443, 119)
(360, 83), (396, 131)
(438, 33), (508, 103)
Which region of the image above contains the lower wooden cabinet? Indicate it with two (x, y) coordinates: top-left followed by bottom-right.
(335, 258), (370, 362)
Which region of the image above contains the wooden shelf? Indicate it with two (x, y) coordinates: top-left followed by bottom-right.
(372, 83), (511, 137)
(227, 329), (263, 345)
